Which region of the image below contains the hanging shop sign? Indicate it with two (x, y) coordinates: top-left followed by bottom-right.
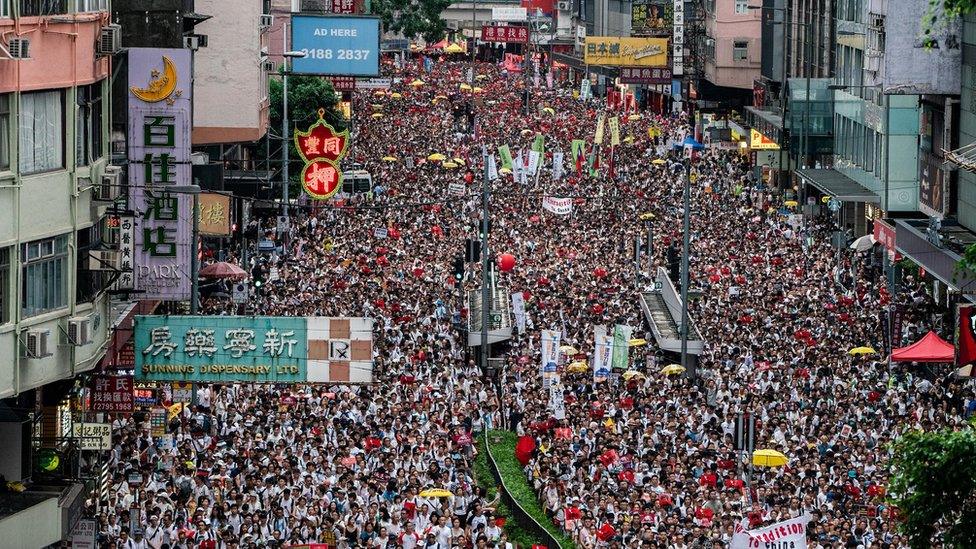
(90, 375), (134, 413)
(482, 25), (529, 44)
(750, 129), (780, 150)
(619, 66), (672, 84)
(294, 108), (351, 199)
(672, 0), (684, 76)
(135, 315), (375, 383)
(584, 37), (669, 67)
(127, 48), (193, 300)
(198, 193), (232, 236)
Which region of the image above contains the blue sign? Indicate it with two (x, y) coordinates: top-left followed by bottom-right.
(291, 15), (381, 77)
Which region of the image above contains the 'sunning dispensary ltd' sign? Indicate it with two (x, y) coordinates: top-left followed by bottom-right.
(134, 316), (374, 384)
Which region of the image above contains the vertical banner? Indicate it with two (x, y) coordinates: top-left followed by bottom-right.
(114, 215), (135, 291)
(552, 151), (564, 180)
(127, 48), (194, 300)
(498, 145), (514, 170)
(511, 292), (527, 335)
(549, 384), (566, 419)
(958, 305), (976, 366)
(609, 116), (621, 146)
(571, 139), (587, 174)
(487, 154), (498, 180)
(612, 324), (632, 370)
(540, 329), (561, 389)
(527, 150), (541, 175)
(580, 78), (591, 100)
(594, 114), (606, 145)
(594, 331), (612, 383)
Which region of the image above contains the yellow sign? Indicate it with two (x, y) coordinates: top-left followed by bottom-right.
(750, 129), (780, 150)
(198, 193), (232, 236)
(130, 55), (181, 104)
(584, 37), (669, 67)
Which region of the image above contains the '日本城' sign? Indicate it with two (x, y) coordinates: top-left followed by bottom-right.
(127, 48), (193, 300)
(135, 316), (375, 383)
(295, 109), (350, 200)
(482, 25), (529, 44)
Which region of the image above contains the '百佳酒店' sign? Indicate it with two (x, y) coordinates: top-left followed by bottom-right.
(127, 48), (193, 300)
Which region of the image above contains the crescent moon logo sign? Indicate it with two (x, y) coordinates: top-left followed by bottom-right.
(130, 56), (181, 104)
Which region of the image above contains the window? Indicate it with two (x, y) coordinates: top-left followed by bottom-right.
(0, 95), (8, 171)
(0, 0), (9, 18)
(865, 130), (875, 172)
(0, 247), (9, 324)
(734, 0), (748, 14)
(76, 83), (103, 166)
(19, 0), (67, 16)
(19, 90), (64, 174)
(733, 41), (749, 61)
(79, 0), (107, 11)
(21, 234), (68, 317)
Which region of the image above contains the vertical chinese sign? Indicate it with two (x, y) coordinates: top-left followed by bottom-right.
(294, 109), (350, 200)
(127, 48), (193, 300)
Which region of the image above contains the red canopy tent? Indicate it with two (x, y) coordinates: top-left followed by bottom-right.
(891, 331), (955, 363)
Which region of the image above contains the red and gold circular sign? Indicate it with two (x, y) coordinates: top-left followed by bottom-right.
(301, 160), (343, 200)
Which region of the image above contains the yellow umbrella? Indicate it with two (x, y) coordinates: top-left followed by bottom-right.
(520, 129), (534, 136)
(639, 212), (655, 221)
(473, 87), (484, 93)
(419, 488), (453, 498)
(542, 107), (555, 115)
(371, 113), (384, 119)
(848, 346), (877, 356)
(622, 370), (646, 381)
(623, 135), (635, 143)
(566, 361), (589, 373)
(628, 114), (642, 121)
(661, 364), (686, 376)
(445, 43), (464, 54)
(459, 83), (472, 91)
(390, 92), (403, 99)
(382, 156), (398, 162)
(498, 167), (512, 174)
(442, 161), (458, 169)
(821, 195), (831, 204)
(373, 90), (386, 96)
(559, 345), (579, 355)
(452, 158), (466, 165)
(435, 95), (449, 100)
(628, 338), (647, 347)
(371, 103), (384, 109)
(784, 200), (799, 207)
(651, 159), (667, 165)
(428, 153), (447, 161)
(475, 74), (488, 80)
(410, 79), (425, 87)
(752, 449), (788, 467)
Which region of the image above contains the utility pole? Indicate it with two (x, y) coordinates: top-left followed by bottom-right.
(480, 145), (491, 369)
(282, 23), (290, 225)
(679, 160), (692, 376)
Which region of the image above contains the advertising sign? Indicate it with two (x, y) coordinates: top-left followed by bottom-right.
(90, 375), (134, 413)
(291, 15), (381, 77)
(127, 48), (193, 300)
(114, 215), (134, 291)
(72, 422), (112, 451)
(631, 0), (671, 36)
(70, 519), (96, 549)
(919, 151), (946, 218)
(584, 37), (668, 67)
(958, 305), (976, 366)
(135, 316), (374, 383)
(620, 66), (672, 84)
(482, 25), (529, 44)
(330, 76), (357, 91)
(356, 77), (391, 89)
(492, 6), (528, 21)
(673, 0), (684, 76)
(873, 219), (896, 258)
(198, 193), (232, 236)
(295, 109), (351, 200)
(750, 129), (780, 150)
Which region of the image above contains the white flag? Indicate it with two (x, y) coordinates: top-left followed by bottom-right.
(511, 291), (526, 335)
(540, 329), (561, 389)
(487, 155), (498, 180)
(552, 151), (564, 180)
(527, 151), (540, 175)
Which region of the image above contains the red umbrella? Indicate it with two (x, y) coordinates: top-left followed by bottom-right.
(199, 261), (247, 279)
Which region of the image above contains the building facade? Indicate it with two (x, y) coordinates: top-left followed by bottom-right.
(0, 1), (115, 546)
(703, 0), (761, 90)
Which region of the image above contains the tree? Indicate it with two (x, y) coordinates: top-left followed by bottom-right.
(925, 0), (976, 33)
(889, 427), (976, 548)
(372, 0), (454, 43)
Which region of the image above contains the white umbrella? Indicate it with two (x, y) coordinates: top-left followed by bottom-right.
(849, 234), (876, 252)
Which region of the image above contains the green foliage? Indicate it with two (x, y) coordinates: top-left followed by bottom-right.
(372, 0), (454, 42)
(924, 0), (976, 36)
(889, 427), (976, 548)
(472, 437), (536, 547)
(958, 243), (976, 279)
(487, 430), (576, 548)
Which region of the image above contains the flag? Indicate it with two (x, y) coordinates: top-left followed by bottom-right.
(552, 151), (564, 180)
(511, 292), (526, 335)
(608, 146), (616, 180)
(611, 325), (632, 370)
(594, 114), (606, 145)
(609, 116), (620, 146)
(532, 133), (545, 154)
(571, 139), (586, 176)
(587, 143), (600, 177)
(594, 325), (611, 383)
(540, 329), (561, 389)
(487, 155), (498, 180)
(528, 150), (541, 175)
(498, 145), (513, 170)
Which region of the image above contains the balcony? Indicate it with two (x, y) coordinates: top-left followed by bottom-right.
(19, 0), (67, 16)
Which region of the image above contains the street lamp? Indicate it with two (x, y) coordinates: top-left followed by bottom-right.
(280, 50), (307, 231)
(168, 184), (202, 314)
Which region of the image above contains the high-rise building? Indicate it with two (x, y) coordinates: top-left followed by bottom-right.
(700, 0), (761, 106)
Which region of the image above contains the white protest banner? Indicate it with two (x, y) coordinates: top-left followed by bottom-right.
(373, 227), (389, 239)
(528, 150), (540, 175)
(730, 517), (750, 549)
(549, 384), (565, 419)
(594, 333), (613, 383)
(552, 151), (564, 180)
(511, 291), (527, 334)
(540, 329), (561, 389)
(449, 182), (466, 196)
(735, 514), (811, 549)
(487, 154), (498, 180)
(542, 196), (573, 215)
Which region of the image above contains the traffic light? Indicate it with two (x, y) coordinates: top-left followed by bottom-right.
(464, 238), (481, 263)
(251, 265), (264, 288)
(452, 256), (465, 282)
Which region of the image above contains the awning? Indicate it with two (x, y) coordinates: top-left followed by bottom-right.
(895, 219), (976, 297)
(796, 169), (879, 203)
(891, 331), (954, 362)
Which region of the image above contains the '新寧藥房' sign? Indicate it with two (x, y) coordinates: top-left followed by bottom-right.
(290, 15), (381, 76)
(135, 316), (374, 384)
(127, 48), (193, 300)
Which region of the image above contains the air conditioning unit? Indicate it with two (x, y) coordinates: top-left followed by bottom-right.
(87, 249), (119, 271)
(557, 1), (570, 10)
(67, 317), (93, 346)
(8, 38), (30, 59)
(98, 24), (122, 55)
(24, 330), (51, 359)
(260, 14), (274, 29)
(262, 59), (276, 73)
(95, 167), (121, 201)
(183, 34), (208, 50)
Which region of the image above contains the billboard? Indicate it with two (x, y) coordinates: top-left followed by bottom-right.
(632, 0), (671, 36)
(883, 0), (960, 95)
(127, 48), (193, 300)
(584, 37), (668, 67)
(291, 15), (381, 77)
(135, 316), (374, 383)
(492, 7), (527, 21)
(198, 193), (232, 236)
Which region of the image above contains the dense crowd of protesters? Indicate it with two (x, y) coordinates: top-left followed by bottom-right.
(97, 55), (973, 549)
